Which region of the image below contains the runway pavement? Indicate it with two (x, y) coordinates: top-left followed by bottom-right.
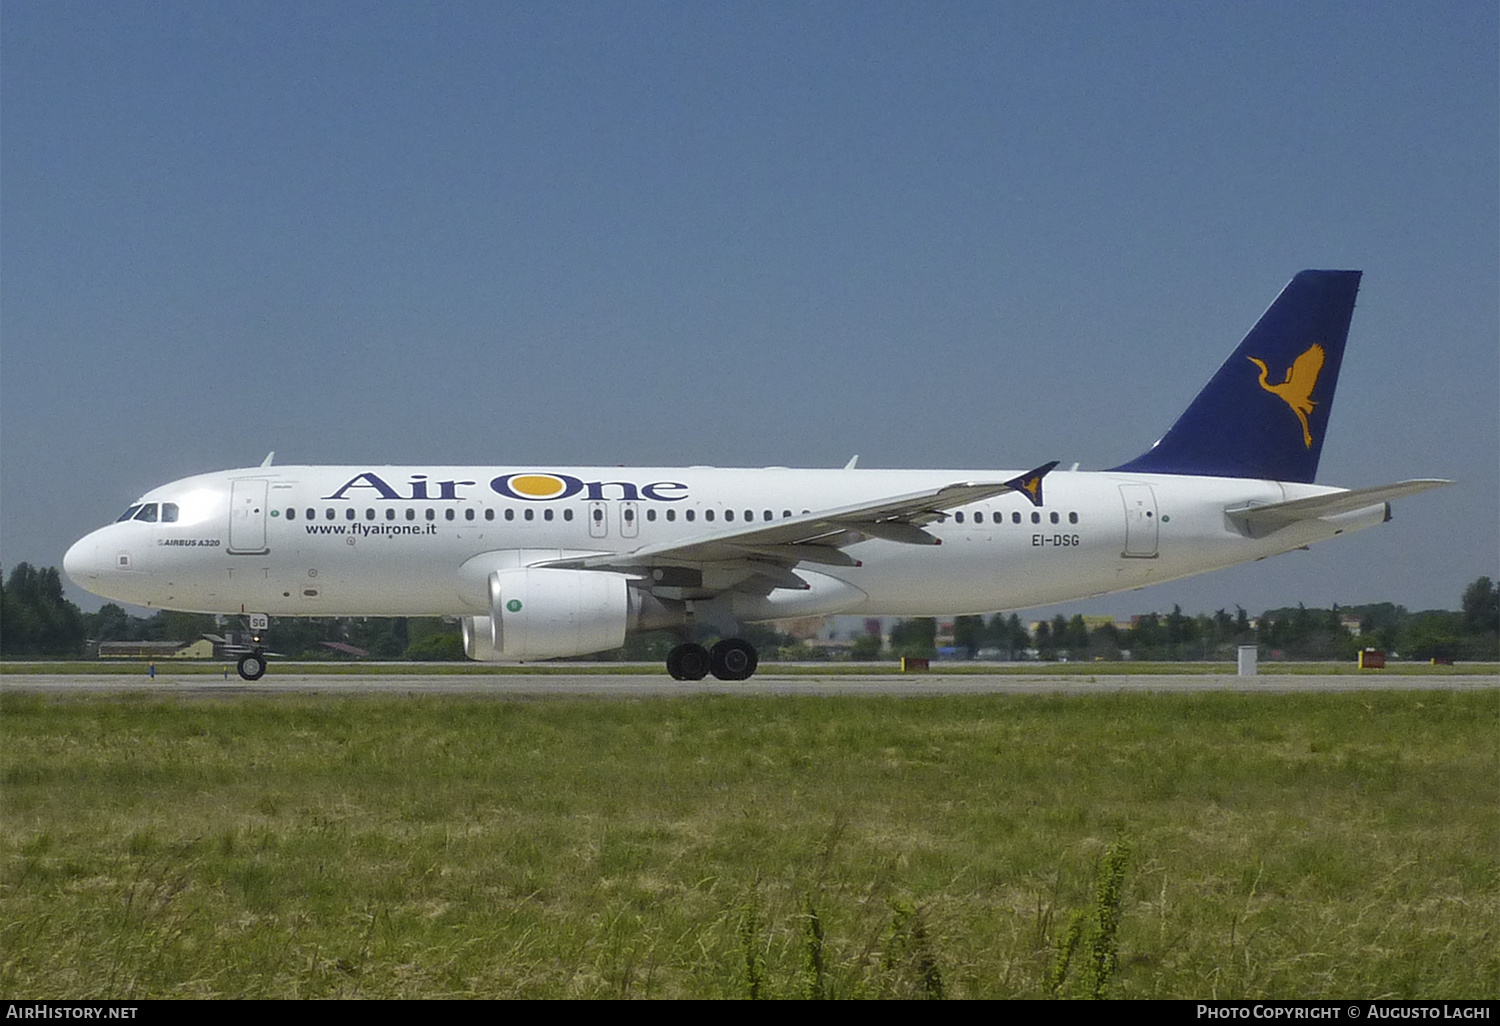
(2, 670), (1493, 698)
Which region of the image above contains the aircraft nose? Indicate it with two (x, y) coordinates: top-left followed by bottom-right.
(63, 535), (100, 587)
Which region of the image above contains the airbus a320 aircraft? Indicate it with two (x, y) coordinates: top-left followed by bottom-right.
(65, 271), (1448, 681)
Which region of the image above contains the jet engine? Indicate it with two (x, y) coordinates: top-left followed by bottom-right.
(462, 567), (680, 661)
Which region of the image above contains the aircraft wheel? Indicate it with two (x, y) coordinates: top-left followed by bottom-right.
(667, 643), (710, 681)
(237, 651), (266, 681)
(710, 638), (758, 681)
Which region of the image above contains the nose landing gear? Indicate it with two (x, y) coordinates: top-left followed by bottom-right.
(236, 650), (266, 681)
(233, 613), (270, 680)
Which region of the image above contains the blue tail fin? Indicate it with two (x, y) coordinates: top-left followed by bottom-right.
(1111, 270), (1361, 483)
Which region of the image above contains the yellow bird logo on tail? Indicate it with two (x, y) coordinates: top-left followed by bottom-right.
(1248, 343), (1325, 448)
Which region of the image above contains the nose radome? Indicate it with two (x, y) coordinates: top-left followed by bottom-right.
(63, 536), (98, 586)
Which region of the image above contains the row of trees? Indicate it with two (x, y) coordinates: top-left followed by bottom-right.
(0, 564), (85, 657)
(0, 564), (468, 661)
(883, 578), (1499, 663)
(2, 562), (1496, 663)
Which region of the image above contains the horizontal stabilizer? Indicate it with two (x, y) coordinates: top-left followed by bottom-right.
(1226, 479), (1451, 535)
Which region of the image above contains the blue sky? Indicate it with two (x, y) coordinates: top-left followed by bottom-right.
(3, 1), (1495, 620)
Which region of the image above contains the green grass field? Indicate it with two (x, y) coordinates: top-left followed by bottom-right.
(2, 690), (1495, 998)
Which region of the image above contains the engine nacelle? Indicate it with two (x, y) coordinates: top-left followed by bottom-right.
(479, 567), (632, 660)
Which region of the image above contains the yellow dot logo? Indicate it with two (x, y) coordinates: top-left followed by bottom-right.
(509, 475), (567, 498)
(489, 472), (585, 501)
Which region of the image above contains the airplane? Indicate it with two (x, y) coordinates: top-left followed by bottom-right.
(64, 270), (1449, 681)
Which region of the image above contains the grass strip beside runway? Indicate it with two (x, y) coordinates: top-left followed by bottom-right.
(2, 690), (1495, 998)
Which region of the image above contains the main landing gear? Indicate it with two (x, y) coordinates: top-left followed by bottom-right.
(666, 638), (759, 682)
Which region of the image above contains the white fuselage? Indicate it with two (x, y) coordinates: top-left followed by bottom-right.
(64, 464), (1385, 620)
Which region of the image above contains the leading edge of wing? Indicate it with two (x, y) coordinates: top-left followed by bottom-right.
(542, 461), (1060, 573)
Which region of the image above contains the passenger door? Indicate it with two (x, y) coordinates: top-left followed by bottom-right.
(1119, 484), (1159, 558)
(228, 479), (270, 554)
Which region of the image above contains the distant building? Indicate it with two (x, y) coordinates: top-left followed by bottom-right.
(774, 616), (832, 641)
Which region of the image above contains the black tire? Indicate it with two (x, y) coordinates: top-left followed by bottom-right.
(667, 643), (710, 681)
(237, 652), (266, 681)
(709, 638), (758, 681)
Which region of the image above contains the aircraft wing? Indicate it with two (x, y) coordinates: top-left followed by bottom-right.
(539, 462), (1059, 586)
(1226, 479), (1451, 537)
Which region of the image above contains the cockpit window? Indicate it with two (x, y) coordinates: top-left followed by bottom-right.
(116, 505), (143, 523)
(161, 503), (179, 523)
(133, 503), (159, 523)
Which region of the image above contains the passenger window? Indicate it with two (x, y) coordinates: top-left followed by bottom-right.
(385, 508), (395, 521)
(446, 509), (456, 521)
(706, 509), (716, 522)
(646, 509), (656, 522)
(686, 510), (695, 522)
(591, 508), (602, 522)
(1031, 512), (1041, 524)
(724, 509), (734, 521)
(1012, 512), (1021, 524)
(563, 509), (574, 521)
(623, 508), (634, 523)
(161, 503), (179, 522)
(744, 510), (753, 522)
(1050, 512), (1060, 524)
(505, 508), (515, 521)
(783, 510), (792, 518)
(544, 509), (554, 521)
(763, 511), (772, 521)
(666, 509), (676, 522)
(406, 509), (416, 521)
(1069, 512), (1079, 524)
(485, 509), (494, 521)
(465, 508), (475, 521)
(525, 509), (535, 521)
(346, 508), (356, 521)
(326, 509), (336, 520)
(286, 508), (296, 521)
(425, 509), (435, 521)
(366, 508), (376, 521)
(117, 505), (143, 522)
(307, 508), (316, 521)
(955, 511), (965, 524)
